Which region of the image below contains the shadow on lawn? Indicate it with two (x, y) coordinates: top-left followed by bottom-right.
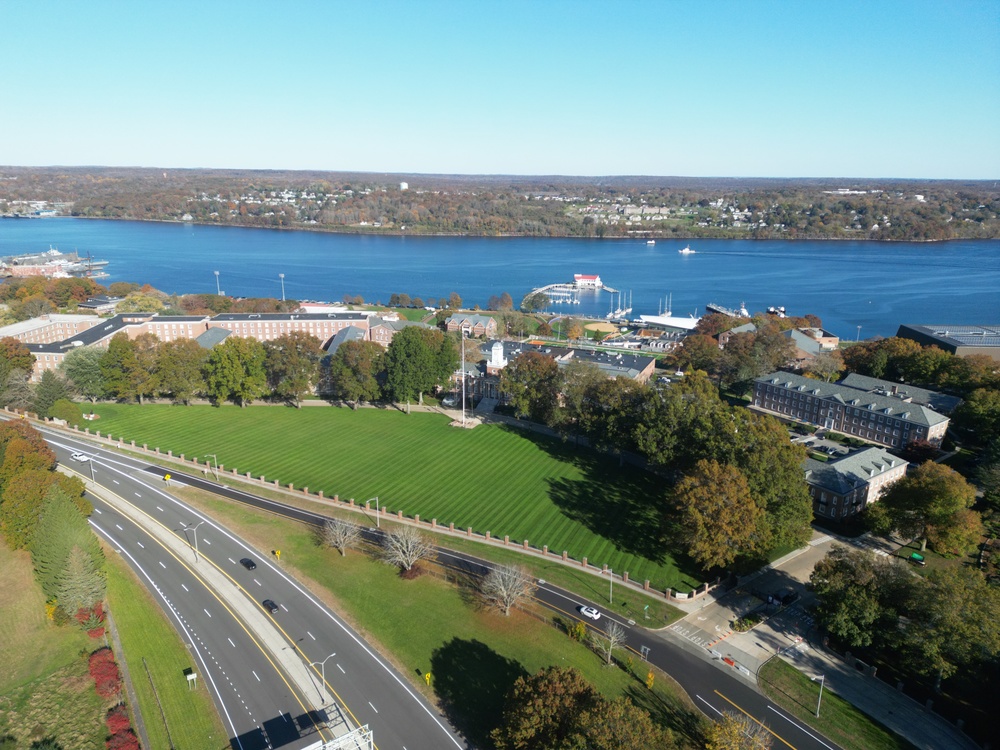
(430, 638), (526, 748)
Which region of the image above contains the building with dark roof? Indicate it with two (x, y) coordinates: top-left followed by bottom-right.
(753, 371), (950, 448)
(838, 372), (963, 414)
(896, 324), (1000, 361)
(804, 447), (907, 520)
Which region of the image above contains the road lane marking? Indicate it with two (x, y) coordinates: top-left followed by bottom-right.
(228, 638), (236, 648)
(156, 506), (164, 512)
(253, 671), (260, 682)
(159, 561), (166, 569)
(134, 492), (141, 497)
(204, 539), (211, 545)
(713, 690), (795, 750)
(768, 706), (836, 750)
(112, 480), (119, 484)
(181, 584), (189, 592)
(228, 558), (236, 564)
(696, 694), (723, 717)
(94, 508), (103, 514)
(307, 631), (315, 640)
(115, 524), (123, 530)
(337, 664), (345, 674)
(280, 604), (288, 612)
(367, 702), (378, 713)
(253, 578), (261, 586)
(204, 608), (212, 618)
(136, 541), (144, 548)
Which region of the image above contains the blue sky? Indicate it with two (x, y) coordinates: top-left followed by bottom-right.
(1, 1), (997, 178)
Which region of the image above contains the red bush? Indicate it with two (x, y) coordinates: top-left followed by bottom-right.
(106, 729), (140, 750)
(89, 647), (114, 672)
(88, 626), (107, 639)
(106, 704), (131, 734)
(89, 647), (121, 698)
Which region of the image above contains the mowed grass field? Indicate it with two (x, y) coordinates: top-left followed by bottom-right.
(89, 403), (701, 591)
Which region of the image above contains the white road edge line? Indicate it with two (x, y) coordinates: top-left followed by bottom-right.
(767, 705), (837, 750)
(696, 694), (724, 717)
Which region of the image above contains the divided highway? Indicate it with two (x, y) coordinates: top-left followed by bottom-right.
(38, 425), (839, 750)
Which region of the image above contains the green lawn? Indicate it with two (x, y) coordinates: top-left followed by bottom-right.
(758, 659), (915, 750)
(87, 403), (702, 592)
(0, 543), (105, 749)
(176, 488), (707, 749)
(105, 549), (229, 750)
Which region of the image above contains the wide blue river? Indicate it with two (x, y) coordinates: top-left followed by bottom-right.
(1, 218), (997, 339)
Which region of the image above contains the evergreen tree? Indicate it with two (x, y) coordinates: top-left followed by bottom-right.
(56, 544), (106, 616)
(31, 370), (70, 418)
(31, 485), (98, 602)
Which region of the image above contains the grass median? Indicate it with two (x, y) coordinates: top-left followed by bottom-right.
(105, 548), (229, 750)
(175, 485), (708, 748)
(88, 402), (703, 592)
(758, 658), (916, 750)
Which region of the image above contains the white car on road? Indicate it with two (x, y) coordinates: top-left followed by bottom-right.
(70, 452), (90, 462)
(579, 605), (601, 620)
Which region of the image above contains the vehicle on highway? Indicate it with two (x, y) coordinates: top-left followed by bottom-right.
(240, 558), (257, 570)
(70, 452), (90, 462)
(579, 605), (601, 620)
(262, 599), (279, 614)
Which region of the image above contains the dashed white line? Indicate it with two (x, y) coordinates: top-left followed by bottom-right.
(253, 579), (261, 587)
(337, 664), (345, 674)
(228, 638), (236, 648)
(115, 524), (123, 530)
(156, 506), (164, 512)
(94, 508), (103, 514)
(280, 604), (288, 612)
(252, 671), (261, 682)
(134, 492), (141, 497)
(136, 541), (144, 548)
(368, 701), (378, 713)
(158, 561), (166, 569)
(204, 608), (212, 618)
(228, 557), (236, 565)
(112, 480), (119, 484)
(307, 631), (315, 640)
(203, 539), (211, 545)
(181, 584), (189, 592)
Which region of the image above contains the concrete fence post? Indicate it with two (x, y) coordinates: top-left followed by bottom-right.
(485, 531), (491, 541)
(467, 527), (472, 536)
(179, 454), (183, 461)
(96, 431), (101, 438)
(644, 580), (650, 591)
(218, 464), (224, 472)
(85, 428), (90, 435)
(414, 514), (420, 524)
(365, 501), (371, 510)
(302, 487), (308, 494)
(582, 557), (587, 567)
(350, 498), (355, 507)
(449, 523), (454, 532)
(623, 572), (629, 583)
(602, 564), (608, 573)
(333, 494), (339, 502)
(562, 551), (568, 561)
(318, 490), (324, 498)
(142, 443), (147, 451)
(504, 535), (509, 545)
(523, 540), (529, 550)
(288, 483), (293, 491)
(131, 440), (136, 448)
(397, 511), (403, 519)
(542, 545), (548, 555)
(431, 519), (437, 529)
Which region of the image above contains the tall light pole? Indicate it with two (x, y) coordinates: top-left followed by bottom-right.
(204, 454), (219, 481)
(856, 325), (862, 342)
(84, 453), (96, 482)
(309, 652), (337, 705)
(609, 567), (614, 605)
(279, 273), (285, 302)
(214, 270), (221, 296)
(182, 520), (206, 562)
(812, 674), (826, 717)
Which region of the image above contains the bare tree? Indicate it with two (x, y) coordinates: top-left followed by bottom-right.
(322, 518), (362, 557)
(1, 368), (35, 410)
(590, 620), (627, 665)
(381, 526), (434, 571)
(481, 564), (536, 616)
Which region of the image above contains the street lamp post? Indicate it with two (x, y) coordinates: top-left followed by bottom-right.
(812, 674), (826, 717)
(182, 520), (206, 562)
(84, 453), (96, 482)
(203, 454), (219, 481)
(609, 567), (614, 605)
(214, 270), (221, 296)
(279, 273), (285, 302)
(856, 325), (862, 342)
(309, 652), (337, 705)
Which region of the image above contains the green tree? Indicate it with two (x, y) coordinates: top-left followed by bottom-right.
(810, 546), (915, 649)
(0, 468), (57, 549)
(676, 333), (722, 374)
(500, 351), (562, 425)
(903, 567), (1000, 689)
(805, 350), (844, 382)
(99, 333), (139, 401)
(31, 370), (70, 418)
(203, 336), (268, 407)
(925, 508), (984, 556)
(264, 331), (323, 407)
(675, 460), (764, 569)
(115, 292), (165, 313)
(131, 333), (161, 404)
(954, 387), (1000, 447)
(519, 291), (549, 313)
(156, 338), (207, 404)
(383, 327), (449, 408)
(60, 346), (106, 402)
(880, 461), (977, 552)
(579, 377), (647, 464)
(326, 340), (385, 407)
(556, 359), (605, 442)
(55, 544), (106, 617)
(48, 398), (83, 426)
(492, 666), (599, 750)
(30, 485), (100, 602)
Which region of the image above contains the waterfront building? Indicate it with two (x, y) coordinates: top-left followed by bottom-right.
(804, 447), (907, 521)
(444, 313), (498, 338)
(752, 371), (949, 449)
(896, 324), (1000, 362)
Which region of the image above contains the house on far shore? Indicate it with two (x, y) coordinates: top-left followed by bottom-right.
(805, 447), (907, 521)
(445, 313), (498, 339)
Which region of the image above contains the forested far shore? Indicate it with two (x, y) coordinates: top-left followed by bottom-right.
(2, 166), (998, 241)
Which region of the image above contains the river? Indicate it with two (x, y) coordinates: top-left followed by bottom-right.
(1, 218), (997, 339)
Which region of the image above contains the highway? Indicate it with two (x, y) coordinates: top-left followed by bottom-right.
(40, 425), (839, 750)
(39, 428), (465, 750)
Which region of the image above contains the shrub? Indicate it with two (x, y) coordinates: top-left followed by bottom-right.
(89, 647), (122, 699)
(106, 704), (131, 734)
(567, 620), (588, 642)
(106, 730), (140, 750)
(49, 399), (83, 427)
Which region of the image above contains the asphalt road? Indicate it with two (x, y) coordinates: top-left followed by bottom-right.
(41, 425), (840, 750)
(40, 429), (465, 750)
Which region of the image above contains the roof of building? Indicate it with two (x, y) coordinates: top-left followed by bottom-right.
(839, 372), (963, 414)
(755, 371), (949, 427)
(637, 314), (701, 331)
(897, 324), (1000, 350)
(782, 328), (823, 356)
(446, 313), (497, 328)
(77, 295), (125, 308)
(0, 314), (100, 338)
(326, 325), (367, 356)
(370, 317), (433, 332)
(211, 312), (369, 322)
(804, 447), (906, 494)
(481, 340), (656, 380)
(195, 327), (232, 349)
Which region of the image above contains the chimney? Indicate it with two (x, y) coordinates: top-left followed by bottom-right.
(891, 385), (897, 395)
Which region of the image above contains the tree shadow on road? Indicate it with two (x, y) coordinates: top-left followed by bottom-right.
(430, 638), (527, 748)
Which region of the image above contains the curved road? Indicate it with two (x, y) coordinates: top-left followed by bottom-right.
(39, 425), (839, 750)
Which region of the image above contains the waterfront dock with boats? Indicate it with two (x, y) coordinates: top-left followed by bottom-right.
(0, 247), (109, 279)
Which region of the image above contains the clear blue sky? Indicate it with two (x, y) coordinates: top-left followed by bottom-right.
(1, 0), (997, 179)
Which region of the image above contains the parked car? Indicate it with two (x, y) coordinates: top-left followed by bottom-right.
(579, 605), (601, 620)
(70, 452), (90, 462)
(441, 395), (458, 407)
(262, 599), (279, 614)
(240, 558), (257, 571)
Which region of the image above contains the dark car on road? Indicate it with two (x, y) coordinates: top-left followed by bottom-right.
(262, 599), (279, 614)
(240, 558), (257, 570)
